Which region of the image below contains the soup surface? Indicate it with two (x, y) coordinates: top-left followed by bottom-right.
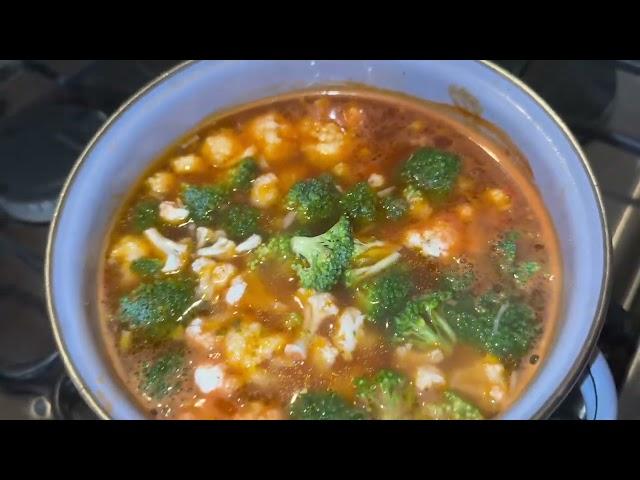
(101, 87), (561, 420)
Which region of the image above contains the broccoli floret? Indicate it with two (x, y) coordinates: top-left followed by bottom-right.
(340, 181), (378, 225)
(140, 351), (185, 400)
(291, 216), (354, 291)
(130, 257), (163, 278)
(220, 204), (261, 241)
(285, 176), (341, 226)
(442, 292), (541, 365)
(421, 391), (484, 420)
(181, 184), (228, 224)
(381, 195), (409, 221)
(289, 391), (367, 420)
(493, 231), (541, 288)
(356, 269), (414, 326)
(354, 369), (415, 420)
(119, 277), (196, 340)
(393, 291), (457, 352)
(401, 147), (461, 197)
(248, 234), (294, 271)
(439, 266), (475, 293)
(129, 199), (159, 232)
(222, 157), (259, 193)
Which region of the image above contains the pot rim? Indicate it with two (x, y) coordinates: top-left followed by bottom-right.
(45, 60), (612, 420)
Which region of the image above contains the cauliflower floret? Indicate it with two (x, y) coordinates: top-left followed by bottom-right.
(367, 173), (385, 189)
(415, 365), (447, 391)
(225, 275), (248, 305)
(108, 235), (152, 285)
(143, 228), (189, 273)
(483, 188), (511, 211)
(196, 227), (227, 248)
(224, 321), (287, 371)
(299, 119), (353, 169)
(455, 203), (474, 223)
(159, 201), (189, 224)
(303, 291), (339, 335)
(185, 317), (220, 352)
(332, 307), (365, 361)
(309, 336), (339, 371)
(194, 363), (240, 396)
(197, 262), (237, 302)
(171, 154), (207, 174)
(250, 173), (280, 209)
(404, 218), (461, 259)
(235, 234), (262, 253)
(247, 112), (297, 164)
(284, 341), (307, 360)
(200, 129), (245, 168)
(197, 237), (236, 259)
(146, 171), (176, 197)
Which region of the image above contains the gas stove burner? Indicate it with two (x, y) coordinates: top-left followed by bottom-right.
(0, 285), (58, 381)
(495, 60), (617, 141)
(0, 101), (107, 223)
(53, 375), (99, 420)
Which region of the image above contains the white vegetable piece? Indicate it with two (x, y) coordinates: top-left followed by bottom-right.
(367, 173), (385, 188)
(306, 293), (339, 335)
(191, 257), (215, 274)
(332, 307), (365, 360)
(415, 365), (446, 391)
(225, 275), (248, 305)
(250, 173), (280, 209)
(235, 234), (262, 253)
(197, 237), (236, 259)
(143, 228), (188, 273)
(159, 201), (189, 224)
(194, 364), (226, 394)
(196, 227), (227, 248)
(404, 229), (450, 258)
(284, 342), (307, 360)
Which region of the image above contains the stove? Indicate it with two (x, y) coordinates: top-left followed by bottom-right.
(0, 60), (637, 420)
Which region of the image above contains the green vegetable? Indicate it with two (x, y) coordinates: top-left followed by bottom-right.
(354, 369), (415, 420)
(439, 266), (475, 293)
(289, 391), (367, 420)
(220, 204), (261, 241)
(401, 147), (461, 198)
(130, 199), (159, 232)
(119, 277), (195, 340)
(381, 195), (409, 221)
(340, 181), (378, 224)
(222, 157), (259, 192)
(130, 257), (163, 278)
(442, 292), (541, 365)
(291, 216), (354, 291)
(285, 176), (341, 226)
(248, 234), (294, 271)
(421, 391), (484, 420)
(493, 231), (541, 288)
(140, 351), (185, 399)
(181, 184), (228, 224)
(393, 291), (457, 352)
(357, 270), (414, 326)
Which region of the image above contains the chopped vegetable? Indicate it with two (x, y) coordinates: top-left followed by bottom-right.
(181, 184), (228, 224)
(130, 199), (159, 232)
(380, 195), (409, 221)
(289, 391), (367, 420)
(130, 257), (163, 278)
(356, 269), (414, 326)
(401, 147), (461, 198)
(291, 216), (354, 291)
(354, 369), (415, 420)
(220, 204), (262, 241)
(119, 277), (196, 340)
(493, 231), (541, 288)
(340, 181), (378, 224)
(285, 175), (341, 227)
(421, 391), (484, 420)
(248, 234), (295, 271)
(140, 351), (185, 399)
(222, 157), (259, 192)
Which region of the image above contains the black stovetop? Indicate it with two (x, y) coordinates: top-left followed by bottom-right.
(1, 60), (638, 420)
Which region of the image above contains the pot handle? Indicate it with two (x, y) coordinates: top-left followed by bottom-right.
(579, 350), (617, 420)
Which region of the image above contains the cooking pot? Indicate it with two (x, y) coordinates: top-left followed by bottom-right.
(46, 60), (612, 419)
